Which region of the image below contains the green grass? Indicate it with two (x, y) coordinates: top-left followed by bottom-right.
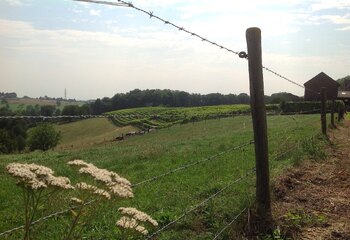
(0, 114), (325, 239)
(0, 98), (87, 112)
(54, 118), (138, 151)
(106, 105), (280, 130)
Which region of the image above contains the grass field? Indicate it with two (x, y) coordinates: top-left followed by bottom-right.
(54, 118), (138, 151)
(106, 105), (279, 130)
(0, 114), (326, 239)
(0, 98), (87, 111)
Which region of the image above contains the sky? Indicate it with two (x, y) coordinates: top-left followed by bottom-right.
(0, 0), (349, 100)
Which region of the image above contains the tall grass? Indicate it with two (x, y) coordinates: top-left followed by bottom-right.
(0, 114), (323, 239)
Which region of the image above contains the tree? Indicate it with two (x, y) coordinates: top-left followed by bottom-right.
(237, 93), (250, 104)
(27, 123), (61, 151)
(0, 119), (27, 153)
(337, 76), (350, 90)
(25, 105), (40, 116)
(40, 105), (56, 116)
(62, 105), (80, 115)
(0, 129), (17, 153)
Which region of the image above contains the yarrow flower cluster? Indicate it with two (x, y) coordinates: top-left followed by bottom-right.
(75, 182), (111, 199)
(6, 163), (74, 190)
(118, 207), (158, 227)
(116, 207), (158, 235)
(68, 159), (133, 199)
(116, 217), (148, 235)
(71, 197), (84, 205)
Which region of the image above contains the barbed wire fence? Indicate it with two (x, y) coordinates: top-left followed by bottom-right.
(0, 0), (340, 239)
(74, 0), (319, 96)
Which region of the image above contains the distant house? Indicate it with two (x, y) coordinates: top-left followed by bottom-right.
(304, 72), (339, 101)
(337, 91), (350, 107)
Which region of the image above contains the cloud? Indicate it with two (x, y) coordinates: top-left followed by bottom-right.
(4, 0), (26, 6)
(310, 0), (350, 11)
(89, 9), (101, 16)
(321, 14), (350, 24)
(1, 0), (350, 99)
(337, 26), (350, 31)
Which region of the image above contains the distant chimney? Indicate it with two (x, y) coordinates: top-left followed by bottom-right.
(64, 88), (67, 100)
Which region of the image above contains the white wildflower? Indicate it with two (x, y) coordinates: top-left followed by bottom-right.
(76, 182), (97, 191)
(108, 184), (134, 198)
(6, 163), (73, 190)
(116, 217), (149, 235)
(71, 197), (83, 204)
(110, 172), (131, 186)
(28, 164), (54, 176)
(6, 163), (37, 182)
(79, 166), (113, 184)
(117, 216), (138, 228)
(27, 179), (47, 189)
(69, 160), (133, 199)
(135, 226), (149, 235)
(93, 189), (111, 200)
(76, 182), (111, 199)
(67, 159), (92, 167)
(47, 176), (74, 190)
(118, 207), (158, 227)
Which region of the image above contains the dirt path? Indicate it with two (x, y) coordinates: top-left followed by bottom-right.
(272, 121), (350, 240)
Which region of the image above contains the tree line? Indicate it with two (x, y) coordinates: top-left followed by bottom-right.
(0, 89), (304, 116)
(90, 89), (302, 114)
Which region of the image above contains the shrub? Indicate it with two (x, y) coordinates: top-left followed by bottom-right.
(27, 123), (61, 151)
(280, 101), (345, 114)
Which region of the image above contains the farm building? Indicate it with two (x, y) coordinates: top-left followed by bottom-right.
(337, 91), (350, 107)
(304, 72), (339, 101)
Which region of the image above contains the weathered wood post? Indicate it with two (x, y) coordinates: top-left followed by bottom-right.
(331, 100), (335, 128)
(321, 88), (327, 135)
(246, 27), (271, 228)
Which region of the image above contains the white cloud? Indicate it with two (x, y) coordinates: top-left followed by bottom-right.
(310, 0), (350, 11)
(1, 0), (350, 99)
(321, 14), (350, 24)
(89, 9), (101, 16)
(337, 26), (350, 31)
(4, 0), (27, 6)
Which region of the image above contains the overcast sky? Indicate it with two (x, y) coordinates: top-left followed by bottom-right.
(0, 0), (349, 100)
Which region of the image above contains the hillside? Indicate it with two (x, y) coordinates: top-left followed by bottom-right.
(0, 98), (87, 111)
(0, 114), (324, 239)
(106, 105), (271, 130)
(54, 118), (137, 150)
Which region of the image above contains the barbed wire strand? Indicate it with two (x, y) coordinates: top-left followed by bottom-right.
(0, 113), (251, 120)
(211, 145), (309, 240)
(73, 0), (320, 97)
(0, 128), (322, 237)
(74, 0), (241, 56)
(0, 200), (95, 237)
(212, 208), (247, 240)
(132, 141), (254, 188)
(145, 168), (256, 240)
(262, 66), (320, 96)
(0, 142), (252, 237)
(0, 108), (326, 120)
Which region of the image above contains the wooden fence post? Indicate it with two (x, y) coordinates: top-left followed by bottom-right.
(331, 100), (335, 128)
(321, 88), (327, 135)
(246, 27), (271, 228)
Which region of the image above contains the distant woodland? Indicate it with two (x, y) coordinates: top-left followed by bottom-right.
(1, 75), (348, 115)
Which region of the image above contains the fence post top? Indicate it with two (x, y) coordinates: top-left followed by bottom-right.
(246, 27), (261, 33)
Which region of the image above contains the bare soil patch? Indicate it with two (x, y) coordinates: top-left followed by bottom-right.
(272, 121), (350, 239)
